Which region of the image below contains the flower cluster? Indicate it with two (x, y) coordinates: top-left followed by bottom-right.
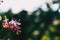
(2, 16), (21, 34)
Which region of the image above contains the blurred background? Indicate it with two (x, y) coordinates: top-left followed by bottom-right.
(0, 0), (60, 40)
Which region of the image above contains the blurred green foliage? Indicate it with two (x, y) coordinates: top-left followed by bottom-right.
(0, 4), (60, 40)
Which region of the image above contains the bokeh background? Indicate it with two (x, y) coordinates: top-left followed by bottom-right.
(0, 0), (60, 40)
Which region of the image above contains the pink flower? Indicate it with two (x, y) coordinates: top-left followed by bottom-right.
(2, 16), (21, 33)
